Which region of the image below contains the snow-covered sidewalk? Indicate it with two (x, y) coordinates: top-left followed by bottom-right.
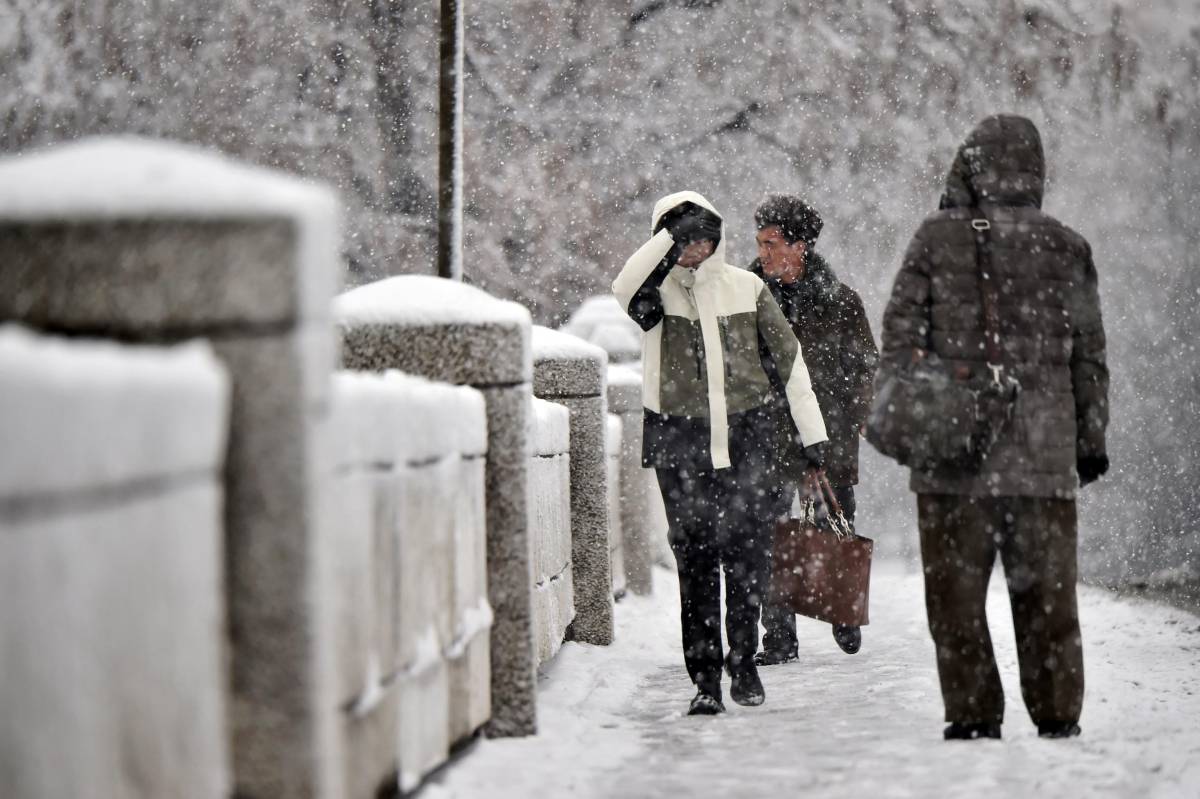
(426, 560), (1200, 798)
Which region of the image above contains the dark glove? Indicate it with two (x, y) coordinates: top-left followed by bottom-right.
(1078, 455), (1109, 487)
(656, 202), (722, 247)
(802, 442), (825, 470)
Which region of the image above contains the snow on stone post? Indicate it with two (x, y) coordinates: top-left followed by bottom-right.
(529, 398), (574, 665)
(0, 328), (231, 799)
(334, 275), (540, 737)
(531, 326), (614, 645)
(0, 138), (342, 797)
(606, 413), (628, 598)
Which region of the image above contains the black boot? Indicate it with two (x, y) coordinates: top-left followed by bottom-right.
(725, 654), (765, 707)
(1037, 721), (1081, 739)
(832, 624), (861, 654)
(687, 674), (725, 716)
(752, 648), (798, 666)
(688, 690), (726, 715)
(944, 722), (1002, 740)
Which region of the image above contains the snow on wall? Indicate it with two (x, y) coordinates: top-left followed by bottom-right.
(0, 326), (231, 799)
(530, 397), (574, 666)
(326, 369), (491, 797)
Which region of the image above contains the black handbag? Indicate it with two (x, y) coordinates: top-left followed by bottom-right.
(866, 213), (1020, 473)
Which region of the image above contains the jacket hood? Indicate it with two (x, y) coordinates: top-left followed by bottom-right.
(940, 115), (1045, 210)
(651, 190), (728, 269)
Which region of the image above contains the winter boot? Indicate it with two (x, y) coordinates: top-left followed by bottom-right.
(753, 648), (799, 666)
(687, 690), (726, 715)
(725, 654), (765, 707)
(1037, 721), (1081, 739)
(832, 624), (862, 654)
(943, 722), (1002, 740)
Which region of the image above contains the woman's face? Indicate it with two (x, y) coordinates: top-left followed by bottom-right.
(676, 239), (715, 269)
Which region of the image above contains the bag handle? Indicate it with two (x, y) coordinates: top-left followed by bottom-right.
(971, 211), (1004, 384)
(804, 472), (854, 539)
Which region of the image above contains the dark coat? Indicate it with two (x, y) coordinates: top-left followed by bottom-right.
(751, 252), (879, 486)
(880, 114), (1109, 499)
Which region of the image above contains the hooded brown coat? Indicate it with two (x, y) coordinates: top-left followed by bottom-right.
(881, 115), (1109, 499)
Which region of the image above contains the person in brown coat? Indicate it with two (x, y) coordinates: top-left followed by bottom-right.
(880, 114), (1109, 741)
(749, 194), (879, 662)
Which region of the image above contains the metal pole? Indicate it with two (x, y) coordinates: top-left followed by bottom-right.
(437, 0), (464, 280)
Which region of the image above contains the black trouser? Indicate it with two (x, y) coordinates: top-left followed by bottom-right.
(918, 493), (1083, 726)
(656, 458), (782, 695)
(760, 484), (857, 655)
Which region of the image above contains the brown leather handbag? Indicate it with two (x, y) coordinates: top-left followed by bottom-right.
(767, 474), (873, 627)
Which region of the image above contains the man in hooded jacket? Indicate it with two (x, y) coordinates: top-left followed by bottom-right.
(880, 114), (1109, 740)
(613, 191), (828, 716)
(748, 194), (879, 662)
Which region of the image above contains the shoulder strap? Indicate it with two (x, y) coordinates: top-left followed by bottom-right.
(971, 211), (1004, 381)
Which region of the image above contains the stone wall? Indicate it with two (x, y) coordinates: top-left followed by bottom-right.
(326, 370), (490, 796)
(606, 413), (628, 599)
(0, 326), (231, 799)
(0, 138), (343, 797)
(529, 398), (576, 666)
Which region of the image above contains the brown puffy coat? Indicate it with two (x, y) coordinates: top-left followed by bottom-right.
(881, 115), (1109, 499)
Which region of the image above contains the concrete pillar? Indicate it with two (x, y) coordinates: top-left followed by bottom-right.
(0, 138), (342, 798)
(334, 275), (538, 737)
(0, 327), (230, 799)
(531, 326), (614, 645)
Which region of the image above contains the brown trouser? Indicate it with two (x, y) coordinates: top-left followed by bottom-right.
(917, 493), (1084, 726)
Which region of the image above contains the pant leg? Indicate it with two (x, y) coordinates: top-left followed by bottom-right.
(759, 481), (799, 655)
(656, 467), (723, 693)
(918, 493), (1006, 724)
(999, 497), (1084, 725)
(718, 460), (777, 669)
(833, 484), (856, 524)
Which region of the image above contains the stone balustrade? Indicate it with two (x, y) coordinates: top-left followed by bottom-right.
(0, 326), (231, 799)
(0, 138), (642, 797)
(606, 413), (628, 598)
(531, 325), (614, 645)
(326, 370), (490, 795)
(334, 275), (541, 738)
(529, 398), (575, 665)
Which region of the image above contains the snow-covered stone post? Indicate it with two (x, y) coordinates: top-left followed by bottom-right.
(529, 398), (575, 665)
(0, 138), (342, 797)
(334, 276), (540, 737)
(326, 371), (489, 796)
(606, 413), (628, 598)
(0, 328), (231, 799)
(531, 326), (614, 645)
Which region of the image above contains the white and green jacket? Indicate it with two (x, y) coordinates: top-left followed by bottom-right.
(612, 191), (827, 471)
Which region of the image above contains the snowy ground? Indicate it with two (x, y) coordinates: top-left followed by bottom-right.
(425, 557), (1200, 798)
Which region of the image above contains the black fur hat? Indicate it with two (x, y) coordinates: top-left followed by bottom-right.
(754, 194), (823, 246)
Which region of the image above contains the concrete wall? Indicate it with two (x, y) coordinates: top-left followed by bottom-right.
(529, 398), (575, 666)
(326, 370), (490, 796)
(606, 413), (628, 599)
(335, 274), (541, 737)
(0, 138), (343, 797)
(0, 326), (231, 799)
(606, 364), (671, 594)
(531, 325), (614, 645)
